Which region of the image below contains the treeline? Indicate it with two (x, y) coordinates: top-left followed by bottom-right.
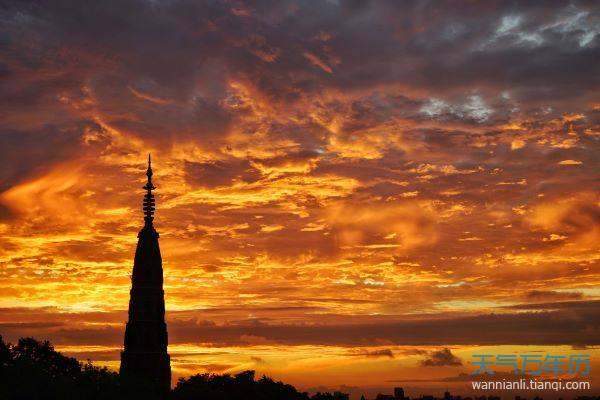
(0, 336), (349, 400)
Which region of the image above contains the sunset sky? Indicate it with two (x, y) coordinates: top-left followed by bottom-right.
(0, 1), (599, 398)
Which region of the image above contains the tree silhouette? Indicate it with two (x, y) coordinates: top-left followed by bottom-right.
(0, 335), (121, 400)
(0, 336), (350, 400)
(3, 336), (595, 400)
(171, 370), (311, 400)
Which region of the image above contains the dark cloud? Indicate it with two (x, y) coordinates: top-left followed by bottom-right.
(131, 302), (600, 346)
(420, 348), (462, 367)
(503, 299), (600, 311)
(2, 1), (597, 134)
(349, 349), (395, 359)
(0, 321), (64, 330)
(2, 301), (598, 347)
(0, 122), (102, 192)
(524, 290), (583, 301)
(184, 159), (262, 188)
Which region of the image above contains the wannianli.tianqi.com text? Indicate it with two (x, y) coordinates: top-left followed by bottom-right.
(471, 380), (591, 391)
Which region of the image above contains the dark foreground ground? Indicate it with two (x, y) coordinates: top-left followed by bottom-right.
(0, 336), (598, 400)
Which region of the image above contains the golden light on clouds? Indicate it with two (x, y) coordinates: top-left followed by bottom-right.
(0, 1), (599, 396)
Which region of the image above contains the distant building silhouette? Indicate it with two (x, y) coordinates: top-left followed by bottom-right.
(395, 387), (406, 400)
(375, 395), (396, 400)
(120, 155), (171, 394)
(375, 387), (406, 400)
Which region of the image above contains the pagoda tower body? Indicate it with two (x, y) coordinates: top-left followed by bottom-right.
(120, 155), (171, 394)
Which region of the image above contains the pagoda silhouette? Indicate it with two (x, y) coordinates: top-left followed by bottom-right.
(120, 155), (171, 394)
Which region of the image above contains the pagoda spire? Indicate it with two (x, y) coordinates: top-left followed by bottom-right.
(120, 155), (171, 395)
(143, 154), (156, 225)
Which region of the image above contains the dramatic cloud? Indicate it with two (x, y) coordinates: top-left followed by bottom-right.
(420, 348), (463, 367)
(349, 349), (395, 359)
(0, 0), (599, 394)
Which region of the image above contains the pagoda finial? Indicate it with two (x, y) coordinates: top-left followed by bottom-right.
(143, 154), (156, 225)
